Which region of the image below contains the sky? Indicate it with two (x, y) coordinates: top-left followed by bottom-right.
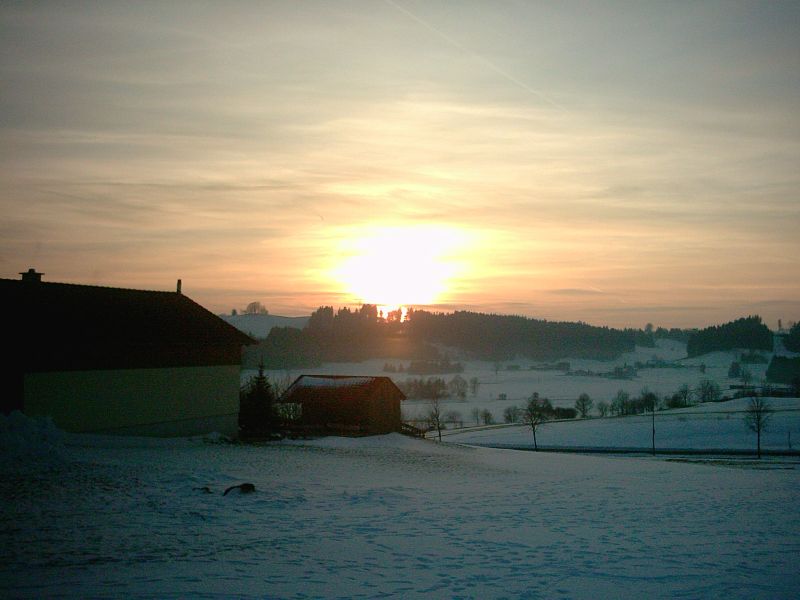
(1, 1), (798, 328)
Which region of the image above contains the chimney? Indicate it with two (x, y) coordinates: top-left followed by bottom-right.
(177, 279), (182, 294)
(20, 268), (43, 283)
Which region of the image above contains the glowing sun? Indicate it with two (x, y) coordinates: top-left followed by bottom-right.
(332, 225), (469, 308)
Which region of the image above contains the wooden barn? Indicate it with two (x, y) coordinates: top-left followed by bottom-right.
(2, 269), (254, 436)
(279, 375), (405, 435)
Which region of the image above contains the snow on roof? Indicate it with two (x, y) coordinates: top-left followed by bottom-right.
(294, 376), (375, 389)
(279, 375), (406, 403)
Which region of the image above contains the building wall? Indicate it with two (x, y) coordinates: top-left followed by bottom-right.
(24, 364), (241, 436)
(366, 390), (402, 434)
(299, 395), (366, 430)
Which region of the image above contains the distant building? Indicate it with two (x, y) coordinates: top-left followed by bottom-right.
(279, 375), (405, 435)
(2, 269), (254, 435)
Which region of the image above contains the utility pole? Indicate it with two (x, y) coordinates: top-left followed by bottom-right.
(651, 395), (656, 456)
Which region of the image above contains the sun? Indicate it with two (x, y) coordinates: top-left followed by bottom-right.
(331, 225), (470, 309)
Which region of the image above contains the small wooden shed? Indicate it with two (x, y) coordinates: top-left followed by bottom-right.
(279, 375), (405, 435)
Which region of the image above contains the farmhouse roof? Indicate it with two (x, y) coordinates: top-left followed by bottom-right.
(280, 375), (406, 403)
(2, 271), (254, 371)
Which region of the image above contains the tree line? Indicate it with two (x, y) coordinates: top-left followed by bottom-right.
(405, 310), (639, 361)
(686, 315), (773, 357)
(244, 305), (697, 369)
(784, 322), (800, 353)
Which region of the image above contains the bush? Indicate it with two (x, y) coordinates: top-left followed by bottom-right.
(553, 407), (577, 419)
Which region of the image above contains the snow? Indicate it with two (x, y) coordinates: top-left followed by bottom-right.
(256, 340), (775, 426)
(0, 411), (65, 464)
(442, 397), (800, 452)
(293, 376), (375, 389)
(2, 415), (799, 598)
(220, 313), (309, 338)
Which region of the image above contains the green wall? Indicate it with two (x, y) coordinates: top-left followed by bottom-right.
(24, 365), (241, 436)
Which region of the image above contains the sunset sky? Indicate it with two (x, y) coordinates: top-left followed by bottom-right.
(1, 1), (798, 328)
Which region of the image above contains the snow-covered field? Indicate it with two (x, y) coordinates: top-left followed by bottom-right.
(2, 415), (799, 599)
(443, 397), (800, 452)
(256, 340), (773, 425)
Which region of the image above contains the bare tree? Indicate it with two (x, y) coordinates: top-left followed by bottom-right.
(596, 400), (609, 417)
(469, 377), (480, 397)
(744, 396), (772, 458)
(611, 390), (629, 416)
(678, 383), (692, 406)
(521, 395), (550, 450)
(697, 379), (721, 403)
(640, 387), (659, 455)
(480, 409), (494, 425)
(740, 367), (753, 389)
(447, 375), (468, 400)
(669, 383), (692, 408)
(503, 405), (520, 423)
(575, 393), (593, 419)
(272, 371), (293, 399)
(444, 410), (463, 429)
(470, 407), (481, 426)
(428, 397), (444, 442)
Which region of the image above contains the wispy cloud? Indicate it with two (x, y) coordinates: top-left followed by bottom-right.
(1, 1), (798, 326)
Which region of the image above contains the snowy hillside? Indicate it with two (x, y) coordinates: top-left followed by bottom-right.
(220, 313), (309, 338)
(1, 415), (799, 598)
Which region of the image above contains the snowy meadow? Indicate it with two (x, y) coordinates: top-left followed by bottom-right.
(4, 339), (799, 598)
(257, 339), (789, 449)
(2, 418), (799, 599)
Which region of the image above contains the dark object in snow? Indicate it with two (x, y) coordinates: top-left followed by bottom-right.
(223, 483), (256, 496)
(194, 486), (213, 494)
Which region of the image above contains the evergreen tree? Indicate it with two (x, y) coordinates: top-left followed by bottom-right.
(239, 361), (278, 437)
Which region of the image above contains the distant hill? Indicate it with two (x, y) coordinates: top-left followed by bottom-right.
(219, 313), (309, 339)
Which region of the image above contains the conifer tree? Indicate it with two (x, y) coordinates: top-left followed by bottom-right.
(239, 360), (278, 437)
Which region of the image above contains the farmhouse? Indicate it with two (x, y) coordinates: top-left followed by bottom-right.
(2, 269), (254, 435)
(279, 375), (405, 435)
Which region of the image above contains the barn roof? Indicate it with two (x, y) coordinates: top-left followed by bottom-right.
(2, 272), (254, 371)
(280, 375), (405, 403)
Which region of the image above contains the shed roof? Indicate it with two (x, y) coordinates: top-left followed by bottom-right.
(280, 375), (405, 403)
